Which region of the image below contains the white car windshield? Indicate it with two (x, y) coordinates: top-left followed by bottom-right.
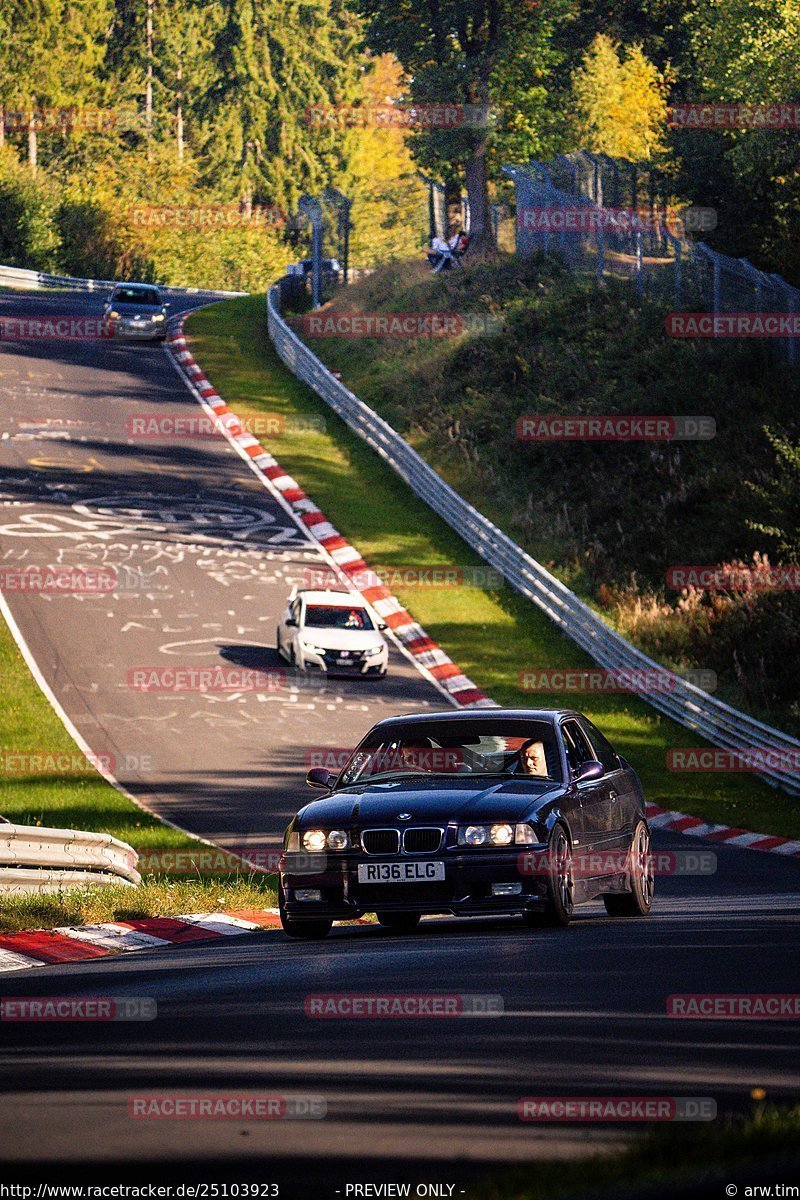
(304, 605), (374, 630)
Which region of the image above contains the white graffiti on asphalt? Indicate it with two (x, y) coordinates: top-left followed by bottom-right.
(0, 493), (308, 545)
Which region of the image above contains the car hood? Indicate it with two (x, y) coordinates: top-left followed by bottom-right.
(299, 629), (384, 651)
(108, 302), (163, 315)
(299, 776), (564, 825)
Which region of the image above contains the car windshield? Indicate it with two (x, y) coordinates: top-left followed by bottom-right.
(113, 287), (161, 306)
(305, 604), (374, 630)
(338, 718), (563, 786)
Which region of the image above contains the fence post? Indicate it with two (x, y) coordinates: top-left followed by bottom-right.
(297, 195), (324, 309)
(712, 254), (721, 338)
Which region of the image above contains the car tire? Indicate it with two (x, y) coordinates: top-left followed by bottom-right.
(603, 820), (653, 917)
(376, 912), (421, 933)
(276, 627), (284, 659)
(279, 882), (332, 940)
(535, 823), (574, 928)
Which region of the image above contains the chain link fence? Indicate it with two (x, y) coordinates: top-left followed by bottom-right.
(504, 150), (799, 368)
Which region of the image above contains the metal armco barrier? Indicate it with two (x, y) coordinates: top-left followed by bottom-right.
(268, 282), (800, 797)
(0, 823), (140, 893)
(0, 262), (245, 299)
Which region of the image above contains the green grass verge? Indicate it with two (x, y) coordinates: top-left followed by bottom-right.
(185, 293), (800, 839)
(471, 1106), (800, 1199)
(0, 611), (277, 929)
(0, 877), (276, 934)
(0, 613), (195, 851)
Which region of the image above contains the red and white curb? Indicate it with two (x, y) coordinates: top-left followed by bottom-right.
(0, 909), (283, 973)
(645, 803), (800, 857)
(166, 323), (493, 709)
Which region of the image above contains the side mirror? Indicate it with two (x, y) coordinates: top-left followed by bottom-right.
(378, 622), (387, 631)
(285, 616), (297, 627)
(574, 759), (604, 783)
(306, 767), (335, 789)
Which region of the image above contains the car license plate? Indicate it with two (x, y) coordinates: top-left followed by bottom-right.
(336, 656), (352, 665)
(357, 861), (445, 884)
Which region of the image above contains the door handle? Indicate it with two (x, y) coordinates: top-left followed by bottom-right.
(609, 790), (618, 802)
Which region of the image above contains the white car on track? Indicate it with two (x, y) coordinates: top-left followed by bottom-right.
(277, 587), (389, 677)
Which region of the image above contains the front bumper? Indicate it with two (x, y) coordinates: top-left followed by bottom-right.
(298, 648), (387, 676)
(281, 845), (550, 920)
(111, 320), (166, 341)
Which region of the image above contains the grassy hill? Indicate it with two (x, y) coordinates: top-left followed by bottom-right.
(286, 255), (800, 734)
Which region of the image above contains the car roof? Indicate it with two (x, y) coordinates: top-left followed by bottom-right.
(369, 708), (580, 729)
(299, 590), (367, 607)
(112, 284), (161, 296)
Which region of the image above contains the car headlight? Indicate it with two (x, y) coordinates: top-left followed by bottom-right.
(363, 645), (384, 657)
(327, 830), (349, 851)
(108, 310), (120, 320)
(458, 822), (537, 847)
(153, 313), (165, 322)
(285, 831), (300, 851)
(301, 829), (327, 852)
(300, 642), (328, 656)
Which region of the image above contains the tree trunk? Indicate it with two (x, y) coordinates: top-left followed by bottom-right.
(0, 108), (5, 149)
(176, 54), (184, 162)
(464, 139), (493, 251)
(145, 0), (154, 162)
(28, 115), (37, 172)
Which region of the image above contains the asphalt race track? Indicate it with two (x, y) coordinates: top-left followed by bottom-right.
(0, 288), (437, 854)
(1, 290), (799, 1194)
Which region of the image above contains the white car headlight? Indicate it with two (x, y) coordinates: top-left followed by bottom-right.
(458, 822), (534, 847)
(301, 642), (328, 656)
(327, 830), (349, 851)
(490, 823), (514, 846)
(302, 829), (327, 852)
(153, 313), (165, 322)
(363, 645), (384, 657)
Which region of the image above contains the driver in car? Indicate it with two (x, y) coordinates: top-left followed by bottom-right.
(518, 739), (549, 778)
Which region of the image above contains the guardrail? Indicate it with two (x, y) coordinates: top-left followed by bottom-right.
(0, 823), (140, 894)
(268, 282), (800, 797)
(0, 263), (245, 299)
